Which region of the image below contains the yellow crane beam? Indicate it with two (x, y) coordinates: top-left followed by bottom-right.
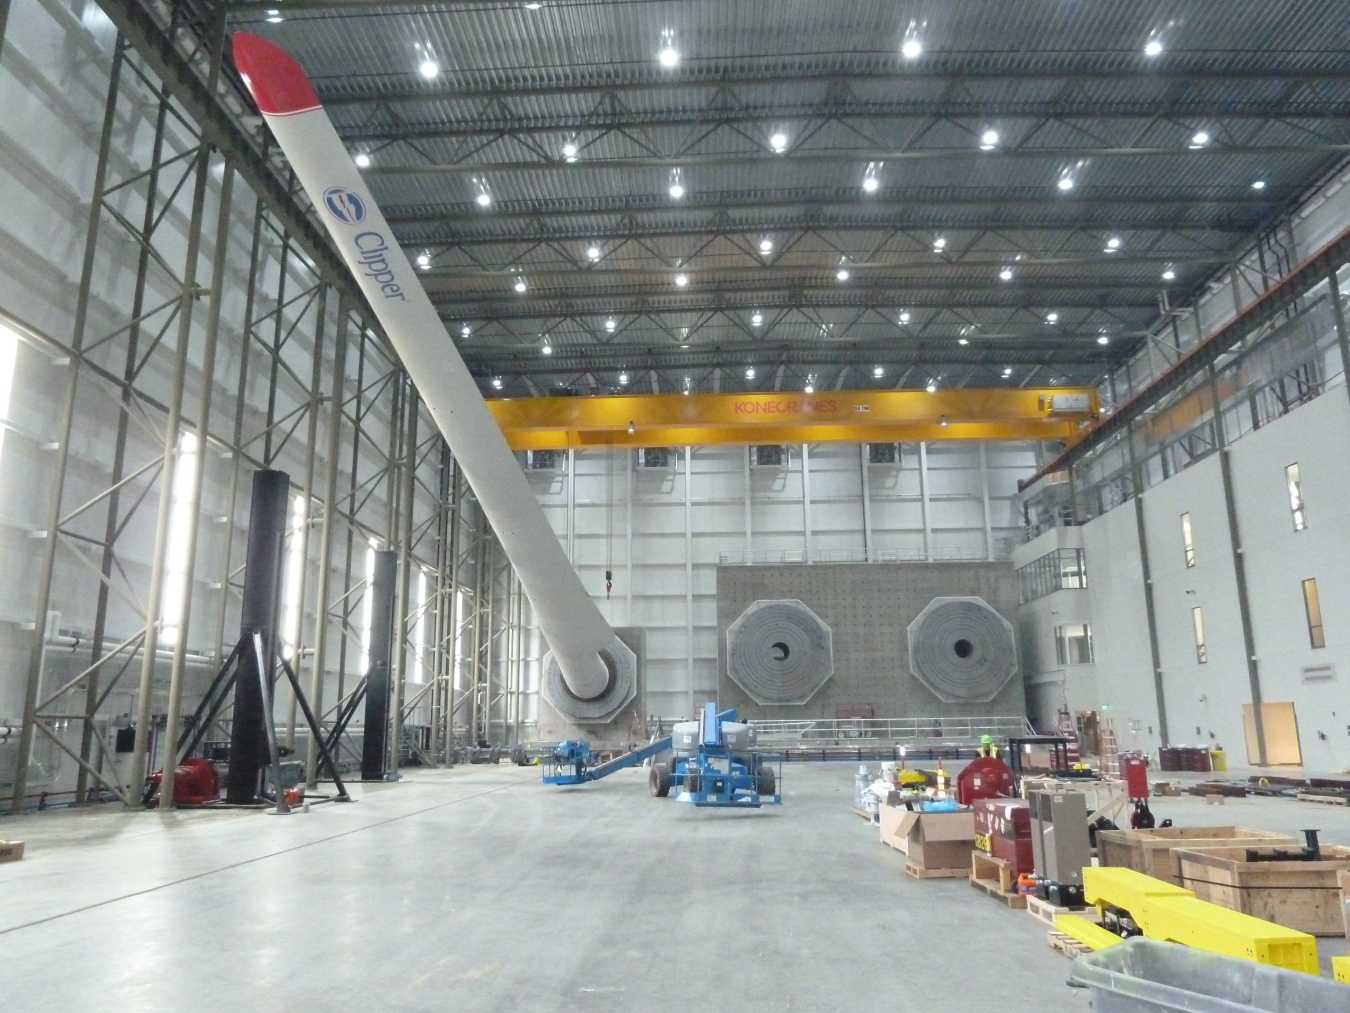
(486, 388), (1100, 450)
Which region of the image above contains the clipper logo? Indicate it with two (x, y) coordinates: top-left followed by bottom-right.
(353, 231), (408, 301)
(323, 187), (366, 225)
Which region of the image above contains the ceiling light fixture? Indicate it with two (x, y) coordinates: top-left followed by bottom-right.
(416, 252), (431, 269)
(1002, 367), (1013, 377)
(836, 268), (850, 281)
(899, 310), (911, 324)
(605, 317), (617, 332)
(658, 28), (679, 68)
(1252, 180), (1266, 190)
(674, 273), (688, 287)
(418, 57), (441, 80)
(933, 236), (947, 251)
(926, 380), (937, 393)
(476, 192), (492, 207)
(587, 245), (601, 261)
(491, 377), (502, 389)
(541, 343), (552, 356)
(862, 161), (881, 193)
(759, 237), (773, 254)
(513, 277), (527, 293)
(668, 167), (684, 199)
(1046, 312), (1058, 323)
(619, 371), (629, 384)
(1162, 267), (1176, 281)
(1189, 130), (1210, 148)
(980, 129), (999, 150)
(751, 311), (763, 326)
(958, 338), (969, 346)
(745, 366), (756, 379)
(769, 131), (788, 153)
(804, 382), (814, 394)
(265, 9), (284, 23)
(563, 140), (579, 160)
(1144, 38), (1164, 58)
(461, 324), (472, 337)
(1057, 175), (1075, 191)
(873, 365), (884, 378)
(1097, 335), (1110, 345)
(999, 266), (1014, 281)
(353, 152), (371, 168)
(900, 22), (923, 60)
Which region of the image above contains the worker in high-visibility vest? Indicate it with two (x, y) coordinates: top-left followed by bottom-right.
(976, 734), (998, 758)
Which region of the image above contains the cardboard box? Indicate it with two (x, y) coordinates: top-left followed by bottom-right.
(889, 808), (976, 872)
(0, 840), (24, 863)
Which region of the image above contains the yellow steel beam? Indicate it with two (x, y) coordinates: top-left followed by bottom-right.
(1055, 914), (1123, 952)
(485, 388), (1099, 450)
(1082, 867), (1319, 975)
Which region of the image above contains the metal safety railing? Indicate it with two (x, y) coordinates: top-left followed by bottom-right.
(747, 715), (1035, 745)
(718, 545), (1006, 566)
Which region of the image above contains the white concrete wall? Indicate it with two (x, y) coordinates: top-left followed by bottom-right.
(1076, 389), (1350, 769)
(523, 440), (1037, 720)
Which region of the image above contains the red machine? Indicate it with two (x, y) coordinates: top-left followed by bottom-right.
(1120, 754), (1149, 799)
(974, 797), (1034, 875)
(149, 758), (220, 806)
(955, 755), (1016, 806)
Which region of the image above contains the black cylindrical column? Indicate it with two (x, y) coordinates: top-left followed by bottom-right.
(361, 549), (398, 780)
(225, 470), (291, 804)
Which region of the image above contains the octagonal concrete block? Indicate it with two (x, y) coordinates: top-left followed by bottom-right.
(726, 599), (834, 705)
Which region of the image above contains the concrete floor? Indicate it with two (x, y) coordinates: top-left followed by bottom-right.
(0, 763), (1347, 1012)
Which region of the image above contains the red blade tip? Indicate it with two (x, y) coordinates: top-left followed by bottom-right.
(231, 31), (321, 116)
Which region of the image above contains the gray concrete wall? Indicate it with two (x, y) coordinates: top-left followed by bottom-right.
(715, 561), (1025, 720)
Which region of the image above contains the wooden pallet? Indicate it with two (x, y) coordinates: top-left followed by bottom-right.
(904, 861), (969, 880)
(1296, 792), (1349, 806)
(968, 851), (1028, 907)
(1027, 894), (1091, 927)
(1048, 930), (1094, 958)
(970, 875), (1028, 907)
(852, 806), (874, 820)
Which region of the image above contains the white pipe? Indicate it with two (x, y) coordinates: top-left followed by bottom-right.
(232, 34), (614, 700)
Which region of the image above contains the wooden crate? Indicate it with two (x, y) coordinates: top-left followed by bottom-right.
(1173, 844), (1350, 936)
(1096, 826), (1297, 885)
(0, 840), (23, 863)
(1340, 870), (1350, 945)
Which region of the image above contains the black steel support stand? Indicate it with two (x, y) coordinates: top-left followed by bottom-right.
(149, 470), (351, 807)
(226, 470), (290, 804)
(361, 549), (397, 781)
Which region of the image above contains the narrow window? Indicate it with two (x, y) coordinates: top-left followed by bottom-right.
(1180, 512), (1196, 568)
(159, 432), (199, 646)
(1054, 623), (1094, 665)
(1192, 606), (1208, 664)
(1302, 578), (1325, 649)
(1286, 463), (1306, 531)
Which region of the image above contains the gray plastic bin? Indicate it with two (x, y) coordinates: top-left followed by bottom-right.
(1067, 938), (1350, 1013)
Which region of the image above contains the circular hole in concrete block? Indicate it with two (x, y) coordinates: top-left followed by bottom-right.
(770, 641), (790, 661)
(953, 638), (974, 659)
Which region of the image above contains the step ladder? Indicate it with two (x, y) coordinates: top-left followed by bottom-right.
(1100, 719), (1120, 779)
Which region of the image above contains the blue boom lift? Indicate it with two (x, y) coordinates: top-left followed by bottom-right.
(543, 703), (781, 808)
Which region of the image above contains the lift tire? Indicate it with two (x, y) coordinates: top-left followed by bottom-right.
(685, 771), (702, 794)
(756, 766), (776, 796)
(649, 763), (671, 797)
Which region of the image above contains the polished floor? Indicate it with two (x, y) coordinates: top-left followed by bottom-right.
(0, 762), (1347, 1011)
